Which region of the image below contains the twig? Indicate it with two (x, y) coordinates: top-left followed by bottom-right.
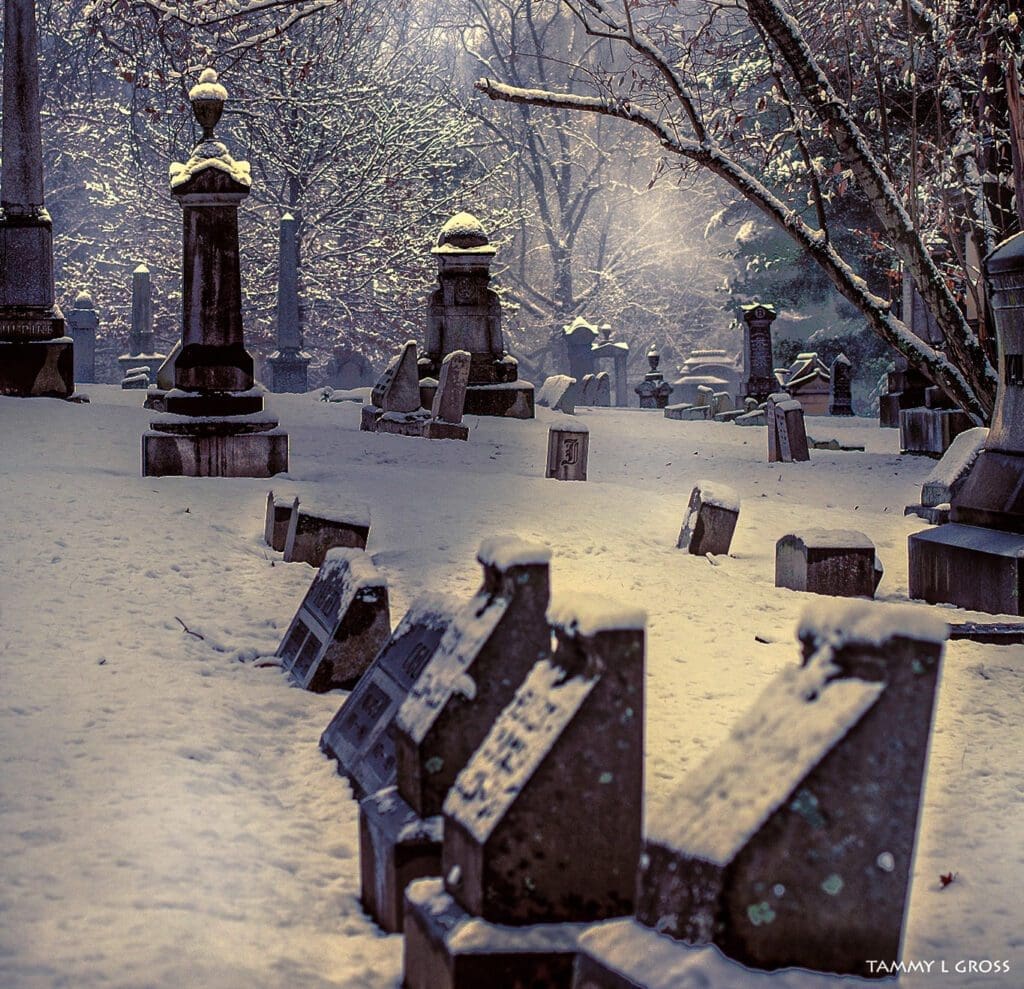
(175, 616), (205, 640)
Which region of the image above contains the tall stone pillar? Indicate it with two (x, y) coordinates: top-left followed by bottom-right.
(267, 212), (310, 392)
(65, 290), (97, 383)
(142, 68), (288, 477)
(0, 0), (73, 397)
(118, 263), (164, 381)
(740, 302), (777, 403)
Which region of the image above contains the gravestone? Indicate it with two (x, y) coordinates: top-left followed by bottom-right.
(781, 351), (831, 415)
(664, 403), (709, 421)
(118, 263), (165, 380)
(535, 374), (577, 414)
(776, 529), (876, 598)
(65, 290), (97, 383)
(635, 348), (673, 408)
(276, 547), (390, 692)
(142, 69), (288, 477)
(593, 371), (611, 406)
(905, 426), (988, 524)
(740, 302), (777, 403)
(672, 347), (742, 405)
(694, 384), (714, 410)
(121, 367), (150, 389)
(578, 373), (596, 405)
(899, 407), (972, 456)
(362, 339), (429, 432)
(320, 593), (460, 799)
(144, 338), (183, 411)
(0, 0), (73, 398)
(403, 594), (646, 989)
(283, 504), (370, 567)
(359, 537), (552, 932)
(829, 352), (854, 415)
(546, 423), (589, 481)
(327, 344), (376, 390)
(424, 349), (471, 440)
(677, 481), (740, 556)
(267, 212), (311, 393)
(590, 324), (630, 406)
(767, 394), (810, 463)
(264, 490), (298, 552)
(421, 212), (534, 418)
(710, 390), (734, 418)
(574, 599), (948, 984)
(562, 316), (598, 382)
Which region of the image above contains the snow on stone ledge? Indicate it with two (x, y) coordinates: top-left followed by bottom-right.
(694, 478), (740, 512)
(797, 599), (950, 649)
(311, 504), (371, 528)
(444, 658), (594, 843)
(476, 536), (551, 570)
(647, 649), (884, 864)
(322, 547), (385, 589)
(786, 528), (874, 549)
(548, 592), (646, 637)
(923, 426), (988, 491)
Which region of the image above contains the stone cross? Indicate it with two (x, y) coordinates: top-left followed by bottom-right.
(740, 302), (777, 403)
(0, 0), (72, 397)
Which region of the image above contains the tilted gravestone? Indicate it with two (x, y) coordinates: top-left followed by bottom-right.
(276, 547), (390, 692)
(359, 537), (552, 932)
(283, 504), (370, 567)
(905, 426), (988, 525)
(403, 594), (646, 989)
(536, 374), (577, 414)
(264, 490), (298, 552)
(423, 349), (471, 440)
(546, 423), (589, 481)
(776, 529), (876, 598)
(767, 394), (810, 463)
(362, 339), (425, 432)
(677, 480), (740, 556)
(320, 592), (460, 799)
(573, 599), (948, 985)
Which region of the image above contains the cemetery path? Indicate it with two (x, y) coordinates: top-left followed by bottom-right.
(1, 389), (1021, 988)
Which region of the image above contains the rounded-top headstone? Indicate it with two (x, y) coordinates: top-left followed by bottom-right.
(433, 211), (496, 255)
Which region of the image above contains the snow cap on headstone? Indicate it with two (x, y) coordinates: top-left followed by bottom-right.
(433, 211), (497, 255)
(73, 289), (94, 308)
(797, 598), (949, 651)
(548, 592), (646, 637)
(476, 535), (551, 571)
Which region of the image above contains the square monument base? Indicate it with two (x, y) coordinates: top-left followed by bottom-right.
(359, 788), (442, 934)
(909, 523), (1024, 615)
(0, 337), (74, 398)
(142, 425), (289, 477)
(463, 382), (535, 419)
(403, 879), (586, 989)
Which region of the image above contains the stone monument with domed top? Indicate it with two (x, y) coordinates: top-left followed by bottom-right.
(419, 212), (534, 419)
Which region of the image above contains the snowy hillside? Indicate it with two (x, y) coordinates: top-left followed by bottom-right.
(1, 387), (1021, 988)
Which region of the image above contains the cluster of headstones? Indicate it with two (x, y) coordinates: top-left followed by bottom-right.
(535, 370), (611, 414)
(263, 512), (948, 987)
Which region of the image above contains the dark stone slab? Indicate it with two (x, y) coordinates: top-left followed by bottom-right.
(283, 505), (370, 567)
(360, 788), (443, 934)
(546, 425), (589, 481)
(828, 353), (853, 415)
(320, 593), (459, 799)
(403, 879), (582, 989)
(275, 548), (390, 692)
(142, 426), (288, 477)
(740, 303), (777, 403)
(776, 530), (876, 598)
(264, 491), (297, 552)
(899, 407), (972, 457)
(908, 522), (1024, 615)
(677, 481), (739, 556)
(625, 601), (947, 979)
(767, 395), (810, 463)
(949, 621), (1024, 644)
(462, 382), (534, 419)
(164, 389), (264, 417)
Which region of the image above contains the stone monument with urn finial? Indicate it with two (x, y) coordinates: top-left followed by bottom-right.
(0, 0), (73, 397)
(142, 68), (288, 477)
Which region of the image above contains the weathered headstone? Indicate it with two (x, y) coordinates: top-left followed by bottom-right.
(0, 0), (73, 398)
(264, 490), (298, 552)
(578, 373), (596, 405)
(276, 547), (390, 692)
(740, 302), (777, 404)
(65, 290), (97, 383)
(119, 264), (166, 382)
(590, 324), (630, 406)
(423, 349), (471, 440)
(710, 390), (734, 418)
(634, 347), (673, 408)
(694, 384), (714, 410)
(403, 593), (646, 989)
(776, 529), (876, 598)
(767, 394), (810, 463)
(535, 374), (577, 414)
(905, 426), (988, 524)
(144, 338), (183, 411)
(829, 352), (854, 415)
(574, 600), (948, 984)
(899, 406), (972, 456)
(359, 537), (552, 932)
(142, 69), (288, 477)
(421, 212), (534, 419)
(283, 504), (370, 567)
(267, 212), (311, 393)
(546, 423), (589, 481)
(362, 339), (429, 433)
(672, 347), (742, 406)
(677, 481), (740, 556)
(593, 370), (612, 407)
(320, 593), (460, 799)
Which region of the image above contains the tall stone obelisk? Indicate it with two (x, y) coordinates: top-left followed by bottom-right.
(0, 0), (73, 397)
(142, 68), (287, 477)
(267, 213), (310, 392)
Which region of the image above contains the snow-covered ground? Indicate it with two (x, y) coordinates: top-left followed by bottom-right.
(1, 386), (1021, 988)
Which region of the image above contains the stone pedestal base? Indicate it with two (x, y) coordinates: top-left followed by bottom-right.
(142, 416), (288, 477)
(909, 523), (1024, 615)
(403, 879), (585, 989)
(0, 337), (73, 398)
(267, 350), (310, 393)
(899, 408), (972, 456)
(359, 788), (442, 934)
(463, 382), (534, 419)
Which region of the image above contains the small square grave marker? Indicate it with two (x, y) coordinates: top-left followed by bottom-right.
(546, 423), (589, 481)
(677, 480), (740, 556)
(283, 504), (370, 567)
